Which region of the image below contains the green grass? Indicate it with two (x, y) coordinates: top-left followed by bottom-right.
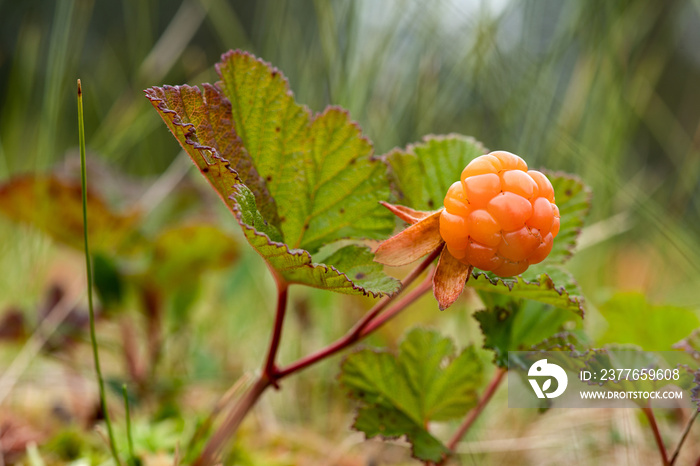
(1, 0), (699, 464)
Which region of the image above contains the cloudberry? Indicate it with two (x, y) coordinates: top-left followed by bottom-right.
(439, 151), (560, 277)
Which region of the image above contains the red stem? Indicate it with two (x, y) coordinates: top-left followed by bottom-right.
(670, 410), (698, 465)
(263, 280), (289, 387)
(438, 367), (507, 465)
(359, 276), (433, 337)
(192, 377), (270, 466)
(275, 248), (440, 379)
(194, 248), (441, 464)
(642, 405), (670, 466)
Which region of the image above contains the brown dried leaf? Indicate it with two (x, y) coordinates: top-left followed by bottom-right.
(374, 210), (443, 267)
(379, 201), (434, 225)
(433, 248), (472, 310)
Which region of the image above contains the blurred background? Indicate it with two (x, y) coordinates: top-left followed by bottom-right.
(1, 0), (699, 464)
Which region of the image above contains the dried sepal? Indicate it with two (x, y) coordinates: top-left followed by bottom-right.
(379, 201), (435, 225)
(433, 247), (473, 310)
(374, 210), (443, 267)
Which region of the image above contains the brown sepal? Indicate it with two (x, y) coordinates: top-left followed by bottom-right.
(374, 210), (444, 267)
(379, 201), (435, 225)
(433, 247), (473, 310)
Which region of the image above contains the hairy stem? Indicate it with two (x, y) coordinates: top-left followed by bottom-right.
(276, 247), (440, 379)
(669, 409), (698, 465)
(438, 367), (507, 465)
(78, 79), (121, 465)
(642, 405), (670, 466)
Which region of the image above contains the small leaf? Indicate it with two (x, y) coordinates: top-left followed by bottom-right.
(470, 264), (585, 317)
(340, 328), (482, 462)
(599, 292), (700, 350)
(0, 175), (140, 253)
(353, 405), (448, 461)
(475, 297), (575, 367)
(383, 134), (486, 211)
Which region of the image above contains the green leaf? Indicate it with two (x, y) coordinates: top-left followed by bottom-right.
(233, 186), (399, 297)
(475, 297), (576, 367)
(383, 134), (486, 211)
(545, 172), (591, 262)
(0, 175), (140, 253)
(340, 328), (482, 462)
(598, 292), (700, 350)
(148, 223), (239, 287)
(353, 405), (448, 461)
(470, 264), (585, 317)
(146, 51), (398, 297)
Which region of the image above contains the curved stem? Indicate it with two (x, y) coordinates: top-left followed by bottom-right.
(642, 405), (670, 466)
(263, 279), (289, 387)
(194, 275), (288, 464)
(670, 410), (698, 465)
(192, 377), (271, 466)
(195, 248), (441, 464)
(359, 275), (433, 338)
(276, 247), (440, 379)
(438, 367), (507, 465)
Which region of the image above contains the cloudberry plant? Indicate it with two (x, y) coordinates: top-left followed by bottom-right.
(439, 151), (560, 277)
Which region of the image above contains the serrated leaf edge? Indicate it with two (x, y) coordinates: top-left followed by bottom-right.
(471, 269), (585, 317)
(145, 85), (396, 298)
(381, 133), (488, 161)
(338, 345), (449, 462)
(541, 169), (593, 262)
(229, 186), (399, 298)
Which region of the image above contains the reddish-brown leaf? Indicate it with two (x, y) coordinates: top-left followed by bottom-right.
(374, 210), (443, 267)
(433, 247), (472, 310)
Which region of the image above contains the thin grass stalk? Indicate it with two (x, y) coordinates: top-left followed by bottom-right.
(78, 79), (122, 464)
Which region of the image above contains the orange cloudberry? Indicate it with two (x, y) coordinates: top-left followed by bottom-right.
(439, 151), (560, 277)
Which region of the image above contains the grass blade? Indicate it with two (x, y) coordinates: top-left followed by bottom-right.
(78, 78), (122, 465)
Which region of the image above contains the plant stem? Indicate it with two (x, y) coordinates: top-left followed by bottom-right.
(193, 277), (288, 464)
(194, 248), (441, 464)
(122, 384), (136, 465)
(78, 79), (122, 465)
(359, 276), (434, 337)
(669, 409), (698, 465)
(438, 367), (507, 465)
(276, 247), (441, 379)
(263, 277), (289, 387)
(642, 405), (670, 466)
(193, 377), (271, 466)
